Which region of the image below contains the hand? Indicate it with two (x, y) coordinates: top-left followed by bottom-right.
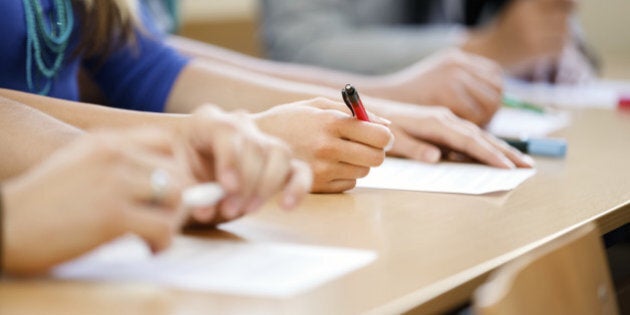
(552, 43), (597, 84)
(3, 129), (192, 275)
(379, 49), (503, 126)
(253, 98), (394, 193)
(367, 100), (535, 168)
(463, 0), (576, 70)
(180, 105), (312, 226)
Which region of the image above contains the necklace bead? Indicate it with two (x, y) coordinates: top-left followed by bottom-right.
(23, 0), (74, 95)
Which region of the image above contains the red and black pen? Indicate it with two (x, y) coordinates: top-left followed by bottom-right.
(341, 84), (370, 122)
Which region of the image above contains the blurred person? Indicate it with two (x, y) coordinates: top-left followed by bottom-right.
(0, 0), (530, 196)
(144, 0), (506, 126)
(0, 0), (390, 193)
(261, 0), (597, 84)
(0, 98), (312, 276)
(134, 1), (533, 167)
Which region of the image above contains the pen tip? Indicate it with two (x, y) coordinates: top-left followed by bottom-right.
(344, 84), (355, 94)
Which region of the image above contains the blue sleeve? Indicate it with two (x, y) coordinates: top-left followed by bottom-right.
(83, 6), (190, 112)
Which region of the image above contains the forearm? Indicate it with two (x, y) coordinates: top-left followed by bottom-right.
(0, 89), (188, 132)
(165, 60), (344, 113)
(163, 57), (424, 119)
(167, 36), (386, 94)
(166, 33), (465, 103)
(0, 96), (81, 180)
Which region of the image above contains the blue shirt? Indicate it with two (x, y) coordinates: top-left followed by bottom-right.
(0, 1), (189, 112)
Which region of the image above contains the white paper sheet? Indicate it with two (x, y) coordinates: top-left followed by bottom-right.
(357, 158), (536, 195)
(504, 78), (630, 109)
(53, 235), (376, 298)
(487, 107), (571, 138)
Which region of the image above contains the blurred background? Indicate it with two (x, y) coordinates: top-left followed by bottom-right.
(178, 0), (630, 79)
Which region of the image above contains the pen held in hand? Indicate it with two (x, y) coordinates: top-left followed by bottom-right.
(182, 183), (225, 208)
(341, 84), (370, 122)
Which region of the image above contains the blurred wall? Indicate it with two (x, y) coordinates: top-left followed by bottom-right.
(179, 0), (630, 78)
(579, 0), (630, 78)
(179, 0), (260, 56)
(580, 0), (630, 55)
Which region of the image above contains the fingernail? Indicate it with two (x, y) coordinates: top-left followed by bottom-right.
(384, 135), (395, 152)
(245, 197), (264, 214)
(193, 207), (213, 222)
(282, 194), (297, 209)
(522, 154), (536, 167)
(424, 148), (441, 163)
(374, 116), (392, 125)
(501, 156), (516, 169)
(223, 196), (243, 218)
(221, 169), (239, 192)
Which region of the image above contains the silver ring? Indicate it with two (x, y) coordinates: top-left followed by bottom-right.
(150, 169), (170, 205)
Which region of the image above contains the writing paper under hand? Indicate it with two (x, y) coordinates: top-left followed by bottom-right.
(53, 235), (376, 298)
(357, 158), (536, 195)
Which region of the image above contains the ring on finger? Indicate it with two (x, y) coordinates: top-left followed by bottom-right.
(150, 168), (171, 205)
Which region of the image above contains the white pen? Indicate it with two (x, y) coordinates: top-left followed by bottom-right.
(182, 183), (225, 208)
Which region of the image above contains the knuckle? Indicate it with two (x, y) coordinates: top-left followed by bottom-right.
(429, 109), (455, 125)
(461, 133), (481, 151)
(90, 139), (123, 163)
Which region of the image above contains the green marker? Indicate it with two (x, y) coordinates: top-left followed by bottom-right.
(502, 96), (545, 114)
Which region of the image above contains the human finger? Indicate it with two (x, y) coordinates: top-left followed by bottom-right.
(236, 135), (267, 202)
(324, 138), (386, 167)
(459, 72), (502, 124)
(123, 204), (178, 253)
(449, 81), (485, 125)
(280, 159), (313, 209)
(115, 151), (186, 209)
(479, 132), (536, 168)
(387, 128), (442, 163)
(313, 160), (371, 181)
(315, 179), (357, 194)
(190, 105), (241, 193)
(336, 117), (394, 149)
(441, 122), (517, 168)
(254, 139), (293, 200)
(217, 194), (249, 220)
(413, 116), (516, 169)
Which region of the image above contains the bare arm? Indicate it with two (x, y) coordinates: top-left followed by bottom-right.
(165, 37), (503, 126)
(0, 88), (187, 132)
(166, 35), (385, 95)
(164, 59), (340, 113)
(159, 59), (530, 171)
(0, 95), (82, 180)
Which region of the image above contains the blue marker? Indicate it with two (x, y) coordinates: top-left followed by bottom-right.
(501, 137), (567, 158)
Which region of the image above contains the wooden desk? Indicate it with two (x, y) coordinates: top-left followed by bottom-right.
(1, 108), (629, 314)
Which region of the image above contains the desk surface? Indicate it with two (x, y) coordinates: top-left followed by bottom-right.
(1, 108), (629, 315)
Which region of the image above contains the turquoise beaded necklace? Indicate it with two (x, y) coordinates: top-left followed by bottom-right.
(22, 0), (74, 95)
